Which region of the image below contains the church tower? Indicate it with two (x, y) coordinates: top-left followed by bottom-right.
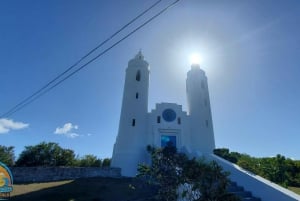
(186, 64), (215, 153)
(111, 51), (149, 176)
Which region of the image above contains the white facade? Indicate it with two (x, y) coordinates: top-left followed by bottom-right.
(112, 52), (215, 176)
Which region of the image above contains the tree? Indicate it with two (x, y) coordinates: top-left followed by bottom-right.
(237, 154), (259, 174)
(214, 148), (241, 164)
(138, 145), (238, 201)
(102, 158), (111, 167)
(16, 142), (76, 166)
(258, 155), (288, 186)
(0, 145), (15, 166)
(138, 145), (185, 201)
(78, 155), (102, 167)
(182, 158), (238, 201)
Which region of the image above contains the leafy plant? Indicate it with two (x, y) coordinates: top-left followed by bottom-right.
(0, 145), (15, 166)
(138, 145), (238, 201)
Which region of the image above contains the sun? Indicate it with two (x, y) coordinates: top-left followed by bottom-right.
(189, 53), (202, 65)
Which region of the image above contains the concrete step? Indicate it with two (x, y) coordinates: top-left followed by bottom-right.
(228, 181), (261, 201)
(227, 185), (244, 192)
(233, 190), (252, 198)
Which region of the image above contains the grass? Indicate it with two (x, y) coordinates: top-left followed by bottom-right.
(288, 186), (300, 195)
(10, 177), (156, 201)
(9, 177), (300, 200)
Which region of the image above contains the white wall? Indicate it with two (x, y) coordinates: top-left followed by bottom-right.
(148, 103), (190, 150)
(111, 52), (150, 177)
(186, 65), (215, 153)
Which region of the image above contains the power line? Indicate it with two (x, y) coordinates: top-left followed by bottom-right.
(0, 0), (162, 118)
(1, 0), (180, 118)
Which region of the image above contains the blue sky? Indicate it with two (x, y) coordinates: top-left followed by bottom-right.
(1, 0), (300, 160)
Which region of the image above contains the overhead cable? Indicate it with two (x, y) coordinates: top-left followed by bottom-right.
(1, 0), (162, 118)
(1, 0), (180, 118)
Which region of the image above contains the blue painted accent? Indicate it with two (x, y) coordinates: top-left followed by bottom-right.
(162, 109), (176, 122)
(161, 135), (176, 147)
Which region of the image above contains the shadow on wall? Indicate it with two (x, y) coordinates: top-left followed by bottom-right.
(10, 177), (156, 201)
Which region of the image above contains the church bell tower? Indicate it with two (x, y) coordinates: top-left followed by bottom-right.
(186, 64), (215, 153)
(111, 51), (149, 176)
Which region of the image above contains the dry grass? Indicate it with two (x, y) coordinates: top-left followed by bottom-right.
(11, 180), (73, 197)
(288, 186), (300, 195)
(10, 177), (155, 201)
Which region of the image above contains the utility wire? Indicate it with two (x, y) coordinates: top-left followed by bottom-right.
(1, 0), (162, 118)
(1, 0), (180, 118)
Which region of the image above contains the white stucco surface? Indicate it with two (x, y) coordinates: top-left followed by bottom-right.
(111, 52), (215, 176)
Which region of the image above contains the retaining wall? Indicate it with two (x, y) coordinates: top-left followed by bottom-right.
(10, 167), (121, 183)
(206, 154), (300, 201)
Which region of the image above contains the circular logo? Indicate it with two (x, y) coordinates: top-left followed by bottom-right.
(0, 176), (5, 187)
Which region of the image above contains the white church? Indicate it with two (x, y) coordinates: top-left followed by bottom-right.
(111, 51), (215, 177)
(111, 51), (300, 201)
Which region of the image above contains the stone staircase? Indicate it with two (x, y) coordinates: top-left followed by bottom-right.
(228, 181), (261, 201)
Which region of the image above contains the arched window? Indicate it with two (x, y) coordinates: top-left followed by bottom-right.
(136, 92), (139, 99)
(136, 70), (141, 81)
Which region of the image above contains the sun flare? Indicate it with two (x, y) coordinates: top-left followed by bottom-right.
(189, 53), (202, 65)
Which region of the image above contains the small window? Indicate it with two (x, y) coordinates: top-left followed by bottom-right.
(132, 119), (136, 127)
(136, 93), (139, 99)
(177, 118), (181, 125)
(205, 120), (209, 127)
(136, 70), (141, 81)
(201, 80), (205, 89)
(157, 116), (161, 123)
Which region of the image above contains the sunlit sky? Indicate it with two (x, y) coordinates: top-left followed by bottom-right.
(1, 0), (300, 160)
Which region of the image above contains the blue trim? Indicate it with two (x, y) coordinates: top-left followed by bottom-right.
(161, 135), (176, 147)
(162, 109), (176, 122)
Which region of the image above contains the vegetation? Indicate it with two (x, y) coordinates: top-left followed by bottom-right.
(138, 144), (239, 201)
(16, 142), (76, 167)
(0, 142), (110, 168)
(75, 154), (102, 167)
(0, 145), (15, 166)
(214, 148), (300, 188)
(102, 158), (111, 167)
(74, 155), (111, 167)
